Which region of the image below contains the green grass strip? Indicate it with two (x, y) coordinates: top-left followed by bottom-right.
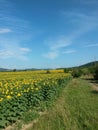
(29, 79), (98, 130)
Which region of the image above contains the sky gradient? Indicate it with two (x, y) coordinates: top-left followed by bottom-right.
(0, 0), (98, 69)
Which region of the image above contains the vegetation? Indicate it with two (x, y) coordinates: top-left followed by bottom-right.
(13, 69), (16, 72)
(46, 70), (50, 74)
(93, 66), (98, 80)
(29, 79), (98, 130)
(79, 61), (98, 68)
(64, 68), (69, 73)
(71, 68), (82, 78)
(0, 61), (98, 129)
(63, 61), (98, 77)
(0, 70), (71, 129)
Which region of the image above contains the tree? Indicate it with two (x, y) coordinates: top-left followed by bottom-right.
(13, 69), (16, 72)
(81, 68), (90, 76)
(71, 68), (82, 78)
(64, 68), (69, 73)
(46, 70), (50, 74)
(93, 66), (98, 80)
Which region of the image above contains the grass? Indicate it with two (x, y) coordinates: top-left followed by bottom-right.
(6, 110), (39, 130)
(28, 78), (98, 130)
(21, 110), (39, 124)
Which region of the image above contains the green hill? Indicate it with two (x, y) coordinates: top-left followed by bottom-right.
(0, 61), (98, 72)
(0, 68), (10, 72)
(79, 61), (98, 68)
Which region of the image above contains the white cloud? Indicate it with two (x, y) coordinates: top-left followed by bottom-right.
(63, 49), (76, 54)
(81, 0), (98, 5)
(0, 43), (31, 60)
(48, 38), (71, 51)
(43, 37), (71, 59)
(0, 0), (35, 39)
(0, 0), (33, 61)
(20, 48), (31, 52)
(0, 50), (13, 58)
(44, 10), (98, 59)
(43, 51), (59, 59)
(62, 11), (98, 40)
(0, 28), (12, 34)
(84, 43), (98, 47)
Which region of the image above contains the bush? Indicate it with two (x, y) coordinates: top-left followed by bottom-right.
(64, 68), (69, 73)
(81, 68), (90, 76)
(94, 66), (98, 80)
(46, 70), (50, 74)
(88, 66), (95, 74)
(71, 69), (82, 78)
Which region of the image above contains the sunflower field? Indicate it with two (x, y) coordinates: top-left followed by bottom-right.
(0, 70), (71, 129)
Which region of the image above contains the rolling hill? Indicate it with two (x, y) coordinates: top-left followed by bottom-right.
(0, 61), (98, 72)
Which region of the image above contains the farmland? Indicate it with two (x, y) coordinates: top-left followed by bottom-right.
(0, 70), (71, 129)
(0, 69), (98, 130)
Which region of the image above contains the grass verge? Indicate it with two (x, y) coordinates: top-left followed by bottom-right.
(28, 78), (98, 130)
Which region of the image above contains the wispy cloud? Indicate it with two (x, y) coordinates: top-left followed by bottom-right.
(0, 0), (34, 61)
(43, 51), (59, 59)
(49, 39), (71, 51)
(0, 28), (12, 34)
(0, 43), (31, 60)
(71, 0), (98, 5)
(0, 50), (13, 58)
(84, 43), (98, 47)
(20, 48), (31, 52)
(62, 11), (98, 40)
(58, 10), (98, 57)
(0, 0), (34, 39)
(63, 49), (76, 54)
(44, 9), (98, 60)
(43, 37), (71, 59)
(81, 0), (98, 5)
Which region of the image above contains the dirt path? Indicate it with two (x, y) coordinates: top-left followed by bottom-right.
(21, 112), (47, 130)
(21, 119), (38, 130)
(90, 82), (98, 91)
(4, 111), (47, 130)
(85, 78), (98, 91)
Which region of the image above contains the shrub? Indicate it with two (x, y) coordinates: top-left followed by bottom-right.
(81, 68), (90, 76)
(93, 66), (98, 80)
(13, 69), (16, 72)
(64, 68), (69, 73)
(71, 69), (82, 78)
(46, 70), (50, 74)
(88, 66), (95, 74)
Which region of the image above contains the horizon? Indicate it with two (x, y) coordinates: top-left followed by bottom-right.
(0, 0), (98, 69)
(0, 60), (98, 70)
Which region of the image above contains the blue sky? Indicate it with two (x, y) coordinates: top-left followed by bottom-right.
(0, 0), (98, 69)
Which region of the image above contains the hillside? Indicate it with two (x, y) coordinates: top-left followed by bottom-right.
(0, 68), (10, 71)
(57, 61), (98, 70)
(0, 61), (98, 72)
(79, 61), (98, 68)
